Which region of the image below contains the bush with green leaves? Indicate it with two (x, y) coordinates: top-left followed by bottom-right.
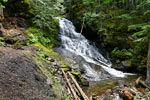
(112, 47), (133, 59)
(28, 0), (62, 32)
(0, 0), (7, 8)
(24, 0), (60, 48)
(0, 37), (5, 46)
(25, 27), (54, 47)
(63, 0), (150, 74)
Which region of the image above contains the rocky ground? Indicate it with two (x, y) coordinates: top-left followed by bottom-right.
(0, 46), (57, 100)
(91, 78), (150, 100)
(0, 17), (71, 100)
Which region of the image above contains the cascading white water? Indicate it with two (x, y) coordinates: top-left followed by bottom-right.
(56, 17), (131, 81)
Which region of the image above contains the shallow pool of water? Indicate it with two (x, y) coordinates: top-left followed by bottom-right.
(83, 75), (142, 97)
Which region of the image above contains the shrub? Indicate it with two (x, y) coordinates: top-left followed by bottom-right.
(112, 47), (133, 59)
(25, 27), (53, 47)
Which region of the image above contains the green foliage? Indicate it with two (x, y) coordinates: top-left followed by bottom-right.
(25, 27), (53, 47)
(63, 0), (150, 73)
(0, 37), (5, 46)
(128, 24), (150, 41)
(0, 0), (7, 8)
(116, 14), (132, 19)
(112, 47), (133, 59)
(144, 10), (150, 16)
(37, 49), (46, 59)
(65, 98), (72, 100)
(2, 0), (7, 2)
(29, 0), (59, 32)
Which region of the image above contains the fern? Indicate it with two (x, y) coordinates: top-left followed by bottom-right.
(112, 47), (133, 58)
(25, 27), (52, 47)
(144, 10), (150, 16)
(29, 0), (59, 33)
(128, 23), (150, 42)
(116, 14), (132, 19)
(128, 24), (144, 31)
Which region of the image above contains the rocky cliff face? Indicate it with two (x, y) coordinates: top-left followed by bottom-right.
(0, 46), (57, 100)
(0, 17), (68, 100)
(0, 44), (71, 100)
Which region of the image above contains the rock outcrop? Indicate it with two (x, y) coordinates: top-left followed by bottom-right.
(0, 46), (59, 100)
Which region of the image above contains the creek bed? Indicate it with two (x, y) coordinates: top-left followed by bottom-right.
(82, 75), (142, 97)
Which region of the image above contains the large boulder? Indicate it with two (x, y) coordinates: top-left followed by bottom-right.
(0, 46), (62, 100)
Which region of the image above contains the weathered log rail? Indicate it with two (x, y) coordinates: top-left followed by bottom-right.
(61, 68), (89, 100)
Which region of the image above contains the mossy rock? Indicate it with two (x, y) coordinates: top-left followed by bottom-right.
(61, 64), (71, 71)
(23, 48), (69, 100)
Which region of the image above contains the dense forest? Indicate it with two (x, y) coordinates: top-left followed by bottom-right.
(64, 0), (150, 73)
(0, 0), (150, 100)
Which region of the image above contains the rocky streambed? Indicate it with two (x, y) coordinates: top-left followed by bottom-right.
(81, 75), (150, 100)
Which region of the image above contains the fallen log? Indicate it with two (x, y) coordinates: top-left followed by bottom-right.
(136, 76), (150, 89)
(68, 72), (89, 100)
(72, 84), (81, 100)
(61, 69), (79, 100)
(67, 86), (72, 97)
(72, 84), (81, 97)
(139, 80), (150, 89)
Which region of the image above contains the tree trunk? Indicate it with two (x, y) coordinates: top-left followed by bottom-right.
(146, 35), (150, 84)
(0, 8), (4, 36)
(0, 8), (4, 21)
(98, 0), (101, 5)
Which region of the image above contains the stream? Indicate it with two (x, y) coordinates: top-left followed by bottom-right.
(55, 17), (137, 99)
(82, 75), (139, 96)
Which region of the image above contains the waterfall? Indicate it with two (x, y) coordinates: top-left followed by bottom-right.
(56, 17), (130, 81)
